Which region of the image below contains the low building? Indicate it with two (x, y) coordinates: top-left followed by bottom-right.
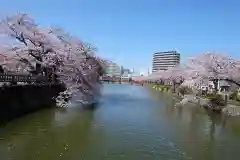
(105, 60), (121, 77)
(121, 68), (132, 81)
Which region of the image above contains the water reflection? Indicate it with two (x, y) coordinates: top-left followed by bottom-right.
(0, 107), (96, 160)
(1, 84), (240, 160)
(149, 88), (240, 160)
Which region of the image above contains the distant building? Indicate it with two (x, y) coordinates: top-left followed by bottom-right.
(152, 51), (180, 72)
(105, 60), (121, 77)
(130, 68), (135, 73)
(122, 68), (132, 79)
(140, 72), (144, 76)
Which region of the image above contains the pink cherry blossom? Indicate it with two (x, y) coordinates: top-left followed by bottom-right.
(0, 13), (105, 107)
(184, 52), (240, 90)
(146, 52), (240, 93)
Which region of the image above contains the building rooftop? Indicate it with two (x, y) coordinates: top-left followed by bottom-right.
(154, 51), (179, 54)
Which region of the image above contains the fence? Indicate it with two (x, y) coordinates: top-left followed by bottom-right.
(0, 74), (47, 83)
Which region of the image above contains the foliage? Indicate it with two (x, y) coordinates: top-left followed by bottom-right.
(184, 52), (240, 89)
(146, 52), (240, 95)
(153, 84), (171, 91)
(229, 90), (240, 101)
(0, 13), (106, 107)
(164, 65), (186, 84)
(178, 86), (192, 95)
(205, 93), (226, 106)
(146, 66), (186, 88)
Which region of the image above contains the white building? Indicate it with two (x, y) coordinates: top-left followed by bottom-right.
(140, 72), (145, 76)
(105, 60), (121, 77)
(152, 51), (180, 72)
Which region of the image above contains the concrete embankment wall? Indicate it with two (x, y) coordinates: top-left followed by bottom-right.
(0, 84), (65, 124)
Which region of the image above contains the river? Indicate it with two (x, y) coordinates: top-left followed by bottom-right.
(1, 84), (240, 160)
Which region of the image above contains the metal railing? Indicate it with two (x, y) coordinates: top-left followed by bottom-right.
(0, 74), (47, 83)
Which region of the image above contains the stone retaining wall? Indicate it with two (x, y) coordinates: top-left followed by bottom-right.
(0, 84), (65, 124)
(151, 85), (240, 116)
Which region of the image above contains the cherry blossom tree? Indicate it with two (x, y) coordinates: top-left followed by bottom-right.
(184, 52), (240, 91)
(144, 66), (187, 92)
(0, 13), (105, 107)
(0, 48), (37, 72)
(161, 65), (186, 92)
(146, 70), (166, 84)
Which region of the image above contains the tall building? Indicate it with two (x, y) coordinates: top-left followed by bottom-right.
(105, 60), (121, 77)
(152, 51), (180, 72)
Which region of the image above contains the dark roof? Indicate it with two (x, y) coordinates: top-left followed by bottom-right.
(219, 80), (230, 86)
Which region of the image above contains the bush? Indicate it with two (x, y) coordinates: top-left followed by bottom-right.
(178, 86), (192, 95)
(152, 84), (162, 89)
(229, 90), (240, 101)
(205, 93), (226, 106)
(152, 84), (171, 91)
(164, 85), (171, 90)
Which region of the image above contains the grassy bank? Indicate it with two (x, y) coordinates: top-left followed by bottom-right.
(149, 83), (240, 116)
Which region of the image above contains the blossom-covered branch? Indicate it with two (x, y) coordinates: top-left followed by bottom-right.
(145, 52), (240, 92)
(0, 13), (106, 106)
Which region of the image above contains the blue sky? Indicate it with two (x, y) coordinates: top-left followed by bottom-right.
(1, 0), (240, 74)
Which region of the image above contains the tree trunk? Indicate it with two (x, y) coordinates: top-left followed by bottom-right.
(212, 79), (218, 92)
(173, 81), (176, 93)
(0, 65), (4, 73)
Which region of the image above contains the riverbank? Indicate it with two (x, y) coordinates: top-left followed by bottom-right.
(147, 84), (240, 116)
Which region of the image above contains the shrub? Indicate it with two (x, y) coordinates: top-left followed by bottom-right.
(229, 90), (240, 101)
(152, 84), (171, 91)
(164, 85), (171, 90)
(178, 86), (192, 95)
(205, 93), (226, 106)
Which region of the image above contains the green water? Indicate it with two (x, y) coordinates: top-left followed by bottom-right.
(1, 84), (240, 160)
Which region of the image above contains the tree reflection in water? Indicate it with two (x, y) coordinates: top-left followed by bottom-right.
(0, 107), (101, 160)
(148, 87), (240, 160)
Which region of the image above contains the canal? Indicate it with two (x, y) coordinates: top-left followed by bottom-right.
(1, 84), (240, 160)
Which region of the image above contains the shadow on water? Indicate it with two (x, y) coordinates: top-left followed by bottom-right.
(82, 102), (100, 110)
(0, 105), (98, 160)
